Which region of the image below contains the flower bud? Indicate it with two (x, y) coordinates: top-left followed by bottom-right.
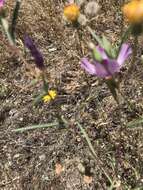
(122, 0), (143, 24)
(64, 4), (80, 22)
(85, 1), (100, 17)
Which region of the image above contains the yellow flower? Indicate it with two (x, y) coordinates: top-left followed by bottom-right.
(122, 0), (143, 24)
(43, 95), (51, 103)
(64, 4), (80, 22)
(42, 90), (57, 103)
(48, 90), (57, 99)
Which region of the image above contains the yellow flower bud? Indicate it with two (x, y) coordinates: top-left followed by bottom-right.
(122, 0), (143, 24)
(64, 4), (80, 22)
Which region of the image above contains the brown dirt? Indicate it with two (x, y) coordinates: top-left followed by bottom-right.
(0, 0), (143, 189)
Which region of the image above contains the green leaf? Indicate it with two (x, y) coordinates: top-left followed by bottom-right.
(77, 122), (97, 158)
(87, 26), (104, 48)
(12, 122), (59, 132)
(110, 47), (117, 58)
(10, 0), (21, 41)
(33, 91), (46, 105)
(42, 75), (49, 92)
(106, 79), (119, 104)
(92, 48), (102, 62)
(30, 79), (39, 86)
(102, 35), (111, 53)
(76, 122), (114, 185)
(118, 25), (132, 52)
(0, 17), (15, 45)
(102, 35), (117, 58)
(127, 117), (143, 128)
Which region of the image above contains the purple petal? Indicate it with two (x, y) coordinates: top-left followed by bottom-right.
(104, 59), (120, 74)
(95, 59), (120, 78)
(117, 43), (132, 67)
(24, 35), (44, 70)
(81, 58), (96, 75)
(0, 0), (4, 7)
(96, 46), (108, 60)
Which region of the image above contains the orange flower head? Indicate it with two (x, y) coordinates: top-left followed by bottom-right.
(122, 0), (143, 24)
(64, 3), (80, 22)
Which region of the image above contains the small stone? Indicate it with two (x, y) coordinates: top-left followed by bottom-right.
(78, 163), (85, 173)
(39, 154), (46, 161)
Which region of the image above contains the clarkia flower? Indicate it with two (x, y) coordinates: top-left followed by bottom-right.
(81, 44), (132, 78)
(63, 1), (100, 25)
(0, 0), (4, 8)
(122, 0), (143, 24)
(24, 35), (45, 70)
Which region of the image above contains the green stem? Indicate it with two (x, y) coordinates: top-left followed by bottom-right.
(106, 78), (119, 104)
(132, 36), (138, 64)
(0, 17), (15, 45)
(12, 122), (58, 132)
(118, 25), (132, 52)
(76, 122), (114, 185)
(127, 35), (138, 75)
(10, 0), (21, 41)
(42, 73), (49, 92)
(86, 26), (104, 48)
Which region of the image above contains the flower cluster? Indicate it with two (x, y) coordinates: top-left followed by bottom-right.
(122, 0), (143, 24)
(24, 35), (45, 70)
(0, 0), (140, 106)
(63, 0), (100, 25)
(64, 3), (80, 22)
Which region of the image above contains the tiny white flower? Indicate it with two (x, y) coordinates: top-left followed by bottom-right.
(85, 1), (100, 17)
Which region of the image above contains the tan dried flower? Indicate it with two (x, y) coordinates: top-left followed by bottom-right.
(85, 1), (100, 17)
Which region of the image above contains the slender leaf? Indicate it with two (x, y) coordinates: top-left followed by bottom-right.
(102, 35), (111, 54)
(33, 91), (46, 105)
(127, 117), (143, 128)
(77, 122), (97, 157)
(118, 25), (132, 52)
(76, 122), (113, 185)
(11, 0), (21, 41)
(87, 26), (104, 48)
(12, 122), (59, 132)
(0, 17), (14, 45)
(92, 48), (102, 62)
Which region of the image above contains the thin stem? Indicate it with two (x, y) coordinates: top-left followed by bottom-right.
(10, 0), (21, 41)
(76, 122), (114, 186)
(120, 0), (126, 36)
(105, 78), (119, 104)
(132, 36), (138, 64)
(86, 26), (104, 48)
(127, 35), (138, 74)
(12, 122), (58, 132)
(118, 25), (132, 52)
(0, 17), (15, 45)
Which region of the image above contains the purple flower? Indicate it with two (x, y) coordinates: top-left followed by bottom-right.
(0, 0), (4, 8)
(81, 43), (132, 78)
(24, 35), (45, 70)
